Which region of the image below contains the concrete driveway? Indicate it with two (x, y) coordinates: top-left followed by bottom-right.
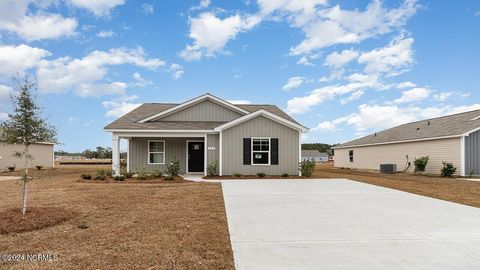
(222, 179), (480, 270)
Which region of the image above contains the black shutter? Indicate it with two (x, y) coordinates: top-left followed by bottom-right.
(243, 138), (251, 165)
(271, 138), (279, 165)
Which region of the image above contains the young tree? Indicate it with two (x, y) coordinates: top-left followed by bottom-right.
(0, 74), (57, 215)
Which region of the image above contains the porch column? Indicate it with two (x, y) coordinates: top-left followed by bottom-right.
(126, 138), (130, 173)
(112, 136), (120, 176)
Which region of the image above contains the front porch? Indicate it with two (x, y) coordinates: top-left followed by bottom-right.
(111, 132), (219, 176)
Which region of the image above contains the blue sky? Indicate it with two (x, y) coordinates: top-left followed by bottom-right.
(0, 0), (479, 152)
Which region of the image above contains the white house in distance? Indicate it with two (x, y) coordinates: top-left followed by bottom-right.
(333, 109), (480, 176)
(301, 150), (329, 162)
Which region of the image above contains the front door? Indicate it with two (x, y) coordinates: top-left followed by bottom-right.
(188, 141), (204, 173)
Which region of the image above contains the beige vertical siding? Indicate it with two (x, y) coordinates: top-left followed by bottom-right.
(334, 137), (461, 175)
(129, 137), (204, 173)
(465, 130), (480, 176)
(222, 115), (299, 175)
(207, 134), (219, 173)
(0, 143), (53, 169)
(157, 100), (242, 122)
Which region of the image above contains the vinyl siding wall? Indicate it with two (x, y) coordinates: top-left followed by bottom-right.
(222, 116), (299, 175)
(334, 137), (461, 175)
(0, 143), (54, 169)
(129, 137), (204, 173)
(465, 130), (480, 176)
(207, 134), (219, 174)
(157, 100), (243, 122)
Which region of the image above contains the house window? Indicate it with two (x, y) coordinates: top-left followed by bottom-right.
(252, 138), (270, 165)
(148, 140), (165, 164)
(349, 150), (354, 162)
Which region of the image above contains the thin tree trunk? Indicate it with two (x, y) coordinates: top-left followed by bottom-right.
(22, 144), (29, 215)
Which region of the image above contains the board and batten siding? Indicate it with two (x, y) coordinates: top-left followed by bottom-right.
(156, 100), (243, 122)
(222, 115), (299, 175)
(0, 143), (54, 169)
(129, 137), (203, 173)
(465, 130), (480, 176)
(207, 134), (219, 174)
(334, 137), (462, 175)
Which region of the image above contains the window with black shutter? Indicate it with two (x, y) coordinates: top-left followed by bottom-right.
(271, 138), (278, 165)
(243, 138), (251, 165)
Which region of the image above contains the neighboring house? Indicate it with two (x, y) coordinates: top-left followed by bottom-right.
(104, 94), (309, 176)
(0, 142), (54, 169)
(301, 150), (328, 162)
(333, 109), (480, 176)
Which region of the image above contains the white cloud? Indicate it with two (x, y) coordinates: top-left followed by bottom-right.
(282, 76), (307, 91)
(0, 85), (13, 103)
(0, 0), (77, 41)
(227, 99), (252, 104)
(67, 0), (125, 17)
(37, 47), (165, 96)
(286, 73), (381, 114)
(358, 37), (414, 76)
(396, 81), (416, 88)
(97, 30), (115, 38)
(340, 90), (364, 105)
(0, 112), (8, 121)
(296, 53), (321, 66)
(324, 49), (359, 69)
(132, 72), (152, 87)
(394, 87), (430, 103)
(311, 121), (336, 131)
(141, 3), (154, 14)
(68, 116), (78, 123)
(190, 0), (211, 11)
(102, 95), (141, 118)
(0, 44), (51, 76)
(289, 0), (419, 55)
(179, 12), (261, 61)
(433, 91), (453, 102)
(257, 0), (328, 26)
(168, 63), (184, 80)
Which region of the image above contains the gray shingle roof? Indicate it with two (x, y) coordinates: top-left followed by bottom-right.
(104, 102), (299, 130)
(335, 109), (480, 149)
(301, 150), (328, 158)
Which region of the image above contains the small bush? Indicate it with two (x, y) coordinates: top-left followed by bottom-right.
(114, 175), (125, 181)
(207, 160), (218, 176)
(35, 165), (43, 170)
(299, 159), (315, 177)
(414, 156), (429, 173)
(136, 167), (147, 180)
(441, 162), (457, 177)
(164, 175), (174, 181)
(281, 173), (289, 178)
(233, 173), (242, 178)
(151, 169), (163, 178)
(166, 158), (181, 177)
(120, 168), (134, 178)
(7, 166), (15, 172)
(257, 172), (266, 178)
(96, 169), (108, 177)
(80, 173), (92, 180)
(95, 175), (106, 180)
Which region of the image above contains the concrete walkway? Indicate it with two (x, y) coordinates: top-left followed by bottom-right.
(0, 176), (21, 182)
(222, 179), (480, 270)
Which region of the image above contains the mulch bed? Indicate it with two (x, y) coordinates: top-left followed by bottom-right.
(77, 176), (188, 184)
(0, 207), (76, 235)
(203, 175), (308, 179)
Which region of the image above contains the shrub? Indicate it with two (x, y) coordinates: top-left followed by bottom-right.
(281, 173), (289, 178)
(233, 173), (242, 178)
(151, 169), (163, 178)
(80, 173), (92, 180)
(299, 159), (315, 177)
(207, 160), (218, 176)
(441, 162), (457, 177)
(95, 175), (106, 180)
(120, 168), (134, 178)
(96, 169), (108, 177)
(164, 175), (174, 181)
(136, 167), (147, 180)
(166, 158), (181, 177)
(7, 166), (15, 172)
(35, 165), (43, 170)
(257, 172), (266, 178)
(114, 175), (125, 181)
(414, 156), (429, 173)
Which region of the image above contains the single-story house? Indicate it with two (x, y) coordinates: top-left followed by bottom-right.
(0, 142), (54, 170)
(301, 150), (329, 162)
(333, 109), (480, 176)
(104, 93), (309, 176)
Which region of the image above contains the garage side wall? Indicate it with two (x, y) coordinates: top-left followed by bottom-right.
(0, 143), (54, 169)
(334, 137), (461, 175)
(465, 130), (480, 176)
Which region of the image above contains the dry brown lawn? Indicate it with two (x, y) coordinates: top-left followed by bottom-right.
(314, 162), (480, 208)
(0, 165), (234, 270)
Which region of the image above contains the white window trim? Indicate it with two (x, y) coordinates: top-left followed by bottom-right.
(148, 140), (165, 165)
(251, 137), (271, 166)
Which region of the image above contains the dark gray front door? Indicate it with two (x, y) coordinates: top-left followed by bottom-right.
(188, 141), (204, 173)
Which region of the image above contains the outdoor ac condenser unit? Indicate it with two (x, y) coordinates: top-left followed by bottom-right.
(380, 164), (397, 174)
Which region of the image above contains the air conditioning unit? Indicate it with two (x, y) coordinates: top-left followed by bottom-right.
(380, 164), (397, 174)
